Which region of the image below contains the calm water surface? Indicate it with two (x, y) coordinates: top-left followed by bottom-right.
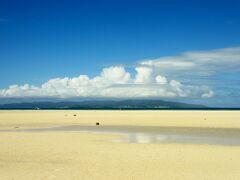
(1, 125), (240, 146)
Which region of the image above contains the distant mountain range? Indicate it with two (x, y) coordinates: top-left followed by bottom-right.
(0, 99), (207, 109)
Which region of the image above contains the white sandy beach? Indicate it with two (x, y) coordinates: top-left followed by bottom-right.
(0, 110), (240, 179)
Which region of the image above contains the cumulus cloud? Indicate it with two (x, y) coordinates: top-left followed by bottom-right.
(7, 46), (240, 99)
(135, 67), (153, 83)
(156, 75), (167, 84)
(100, 66), (131, 83)
(0, 66), (213, 99)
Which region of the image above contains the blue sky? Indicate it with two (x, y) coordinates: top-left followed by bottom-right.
(0, 0), (240, 107)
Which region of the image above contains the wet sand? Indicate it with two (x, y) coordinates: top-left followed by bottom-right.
(1, 110), (240, 179)
(2, 125), (240, 145)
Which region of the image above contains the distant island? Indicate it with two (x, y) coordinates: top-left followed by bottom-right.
(0, 99), (208, 109)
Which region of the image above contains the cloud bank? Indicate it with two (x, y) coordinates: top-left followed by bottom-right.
(140, 46), (240, 77)
(2, 46), (239, 99)
(0, 66), (213, 99)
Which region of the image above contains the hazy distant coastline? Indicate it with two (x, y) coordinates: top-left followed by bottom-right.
(0, 99), (207, 109)
(0, 99), (239, 110)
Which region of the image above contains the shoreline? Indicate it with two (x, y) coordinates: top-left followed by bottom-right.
(1, 108), (240, 110)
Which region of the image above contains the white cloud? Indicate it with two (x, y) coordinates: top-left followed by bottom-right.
(140, 46), (240, 75)
(100, 66), (131, 83)
(135, 67), (153, 83)
(7, 46), (240, 99)
(156, 75), (167, 84)
(0, 65), (213, 98)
